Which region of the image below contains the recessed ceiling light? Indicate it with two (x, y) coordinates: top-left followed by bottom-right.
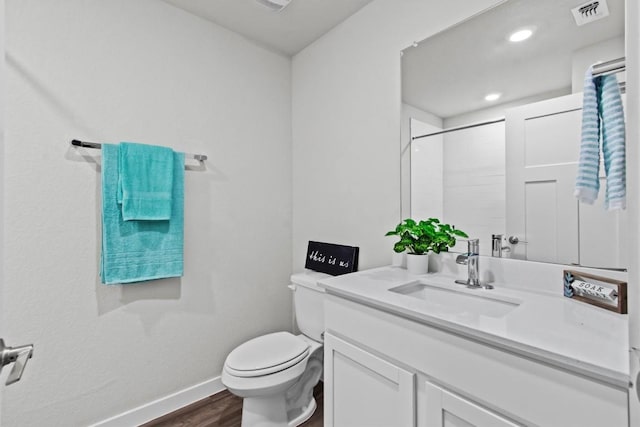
(509, 28), (533, 43)
(485, 93), (501, 102)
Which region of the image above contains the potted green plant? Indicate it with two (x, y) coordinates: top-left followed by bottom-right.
(385, 218), (468, 274)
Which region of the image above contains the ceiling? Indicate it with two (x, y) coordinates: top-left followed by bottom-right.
(161, 0), (375, 56)
(402, 0), (625, 119)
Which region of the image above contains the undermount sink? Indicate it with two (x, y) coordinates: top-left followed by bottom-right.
(389, 281), (520, 318)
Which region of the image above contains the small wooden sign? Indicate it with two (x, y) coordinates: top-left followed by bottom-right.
(563, 270), (627, 314)
(305, 241), (359, 276)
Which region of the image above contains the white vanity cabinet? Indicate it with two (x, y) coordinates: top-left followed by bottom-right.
(323, 294), (628, 427)
(424, 382), (518, 427)
(324, 333), (415, 427)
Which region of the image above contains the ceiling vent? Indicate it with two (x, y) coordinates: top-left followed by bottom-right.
(571, 0), (610, 26)
(255, 0), (292, 12)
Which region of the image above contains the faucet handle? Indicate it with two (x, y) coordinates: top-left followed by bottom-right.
(492, 234), (510, 257)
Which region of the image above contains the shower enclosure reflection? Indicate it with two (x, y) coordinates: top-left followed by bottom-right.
(410, 119), (505, 258)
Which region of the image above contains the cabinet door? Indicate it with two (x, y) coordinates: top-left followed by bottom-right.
(324, 332), (416, 427)
(425, 382), (519, 427)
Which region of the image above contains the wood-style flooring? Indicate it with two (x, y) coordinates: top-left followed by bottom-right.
(141, 382), (323, 427)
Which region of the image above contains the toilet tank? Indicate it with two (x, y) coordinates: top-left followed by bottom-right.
(291, 271), (328, 342)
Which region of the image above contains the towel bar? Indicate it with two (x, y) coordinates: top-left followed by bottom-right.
(592, 56), (625, 77)
(71, 139), (207, 162)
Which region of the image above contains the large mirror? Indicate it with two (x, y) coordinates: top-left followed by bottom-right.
(401, 0), (626, 269)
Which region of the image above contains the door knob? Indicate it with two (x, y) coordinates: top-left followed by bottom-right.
(0, 339), (34, 385)
(508, 236), (528, 245)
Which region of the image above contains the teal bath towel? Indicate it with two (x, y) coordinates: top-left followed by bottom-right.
(101, 143), (185, 284)
(117, 142), (174, 221)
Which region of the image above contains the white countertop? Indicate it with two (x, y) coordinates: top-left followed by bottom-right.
(319, 266), (629, 388)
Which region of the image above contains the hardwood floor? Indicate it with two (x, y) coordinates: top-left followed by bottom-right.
(141, 382), (324, 427)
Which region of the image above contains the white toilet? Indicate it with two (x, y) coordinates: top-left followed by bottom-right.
(222, 270), (328, 427)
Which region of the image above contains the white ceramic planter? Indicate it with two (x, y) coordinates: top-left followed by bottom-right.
(406, 253), (429, 274)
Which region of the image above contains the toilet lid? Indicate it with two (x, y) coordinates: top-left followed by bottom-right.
(225, 332), (310, 377)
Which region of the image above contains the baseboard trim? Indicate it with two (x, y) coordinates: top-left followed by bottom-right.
(90, 376), (225, 427)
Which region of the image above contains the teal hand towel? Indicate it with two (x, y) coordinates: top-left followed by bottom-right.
(117, 142), (174, 221)
(101, 143), (185, 284)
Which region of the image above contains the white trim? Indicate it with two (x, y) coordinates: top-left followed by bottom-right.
(89, 376), (225, 427)
(627, 0), (640, 423)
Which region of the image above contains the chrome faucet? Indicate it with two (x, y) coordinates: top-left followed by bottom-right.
(455, 239), (493, 289)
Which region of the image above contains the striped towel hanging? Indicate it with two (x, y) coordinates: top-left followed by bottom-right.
(574, 66), (626, 210)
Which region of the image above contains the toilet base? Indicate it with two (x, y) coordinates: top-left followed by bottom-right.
(288, 397), (316, 427)
(241, 394), (287, 427)
(240, 395), (316, 427)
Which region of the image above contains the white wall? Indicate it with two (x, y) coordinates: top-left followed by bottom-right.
(407, 116), (443, 221)
(571, 36), (625, 92)
(292, 0), (504, 271)
(402, 103), (443, 221)
(442, 88), (571, 128)
(3, 1), (292, 426)
(401, 103), (443, 221)
(403, 103), (442, 129)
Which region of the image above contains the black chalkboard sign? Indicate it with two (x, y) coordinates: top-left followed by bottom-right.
(305, 241), (359, 276)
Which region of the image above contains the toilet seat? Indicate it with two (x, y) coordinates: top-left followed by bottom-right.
(225, 332), (310, 378)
